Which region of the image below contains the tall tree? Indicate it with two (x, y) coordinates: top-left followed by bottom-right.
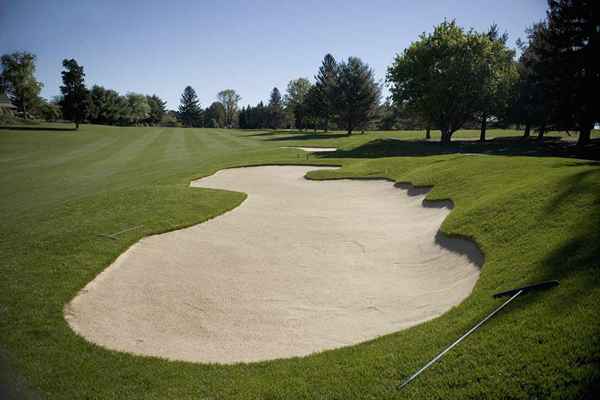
(314, 54), (338, 131)
(217, 89), (241, 128)
(512, 24), (551, 139)
(476, 25), (519, 142)
(146, 94), (167, 125)
(387, 21), (494, 144)
(60, 58), (90, 129)
(334, 57), (381, 135)
(268, 87), (285, 129)
(544, 0), (599, 146)
(0, 52), (43, 117)
(178, 86), (202, 127)
(126, 93), (150, 125)
(284, 78), (312, 129)
(204, 101), (226, 128)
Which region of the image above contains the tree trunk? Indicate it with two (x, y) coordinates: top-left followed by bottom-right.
(441, 129), (452, 145)
(480, 114), (487, 143)
(523, 122), (531, 138)
(426, 125), (431, 140)
(324, 117), (329, 133)
(537, 124), (545, 141)
(75, 121), (80, 130)
(577, 127), (591, 147)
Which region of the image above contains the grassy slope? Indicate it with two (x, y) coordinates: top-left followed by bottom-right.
(0, 124), (599, 399)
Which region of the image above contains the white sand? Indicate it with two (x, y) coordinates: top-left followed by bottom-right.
(65, 166), (482, 364)
(281, 147), (337, 152)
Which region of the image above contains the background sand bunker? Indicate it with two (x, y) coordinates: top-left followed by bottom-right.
(66, 166), (482, 363)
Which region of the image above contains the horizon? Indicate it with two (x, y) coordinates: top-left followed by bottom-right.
(1, 0), (548, 110)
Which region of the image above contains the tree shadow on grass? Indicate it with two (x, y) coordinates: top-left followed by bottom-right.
(0, 126), (77, 132)
(315, 137), (600, 160)
(264, 132), (351, 141)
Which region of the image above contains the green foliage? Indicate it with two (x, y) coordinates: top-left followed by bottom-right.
(314, 53), (338, 131)
(387, 21), (500, 144)
(60, 59), (90, 129)
(125, 93), (150, 125)
(204, 101), (226, 128)
(476, 25), (519, 141)
(334, 57), (381, 134)
(0, 52), (43, 117)
(217, 89), (241, 128)
(146, 94), (167, 125)
(542, 0), (597, 145)
(284, 78), (312, 129)
(178, 86), (203, 127)
(268, 87), (286, 129)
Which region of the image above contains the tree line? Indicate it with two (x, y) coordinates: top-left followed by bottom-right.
(1, 0), (596, 145)
(387, 0), (597, 146)
(239, 55), (381, 135)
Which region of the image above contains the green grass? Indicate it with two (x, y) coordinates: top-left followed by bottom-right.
(1, 124), (599, 399)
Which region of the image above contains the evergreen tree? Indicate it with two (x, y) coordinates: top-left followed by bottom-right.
(335, 57), (381, 135)
(268, 87), (285, 129)
(544, 0), (598, 146)
(60, 58), (90, 129)
(314, 54), (338, 131)
(178, 86), (202, 127)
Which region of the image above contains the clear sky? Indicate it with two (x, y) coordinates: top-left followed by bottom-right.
(1, 0), (548, 109)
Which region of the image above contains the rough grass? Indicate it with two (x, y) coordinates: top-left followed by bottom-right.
(1, 124), (599, 399)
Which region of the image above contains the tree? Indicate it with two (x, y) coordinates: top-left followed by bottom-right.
(60, 59), (90, 129)
(178, 86), (202, 127)
(475, 25), (519, 142)
(217, 89), (241, 128)
(126, 93), (150, 125)
(387, 21), (495, 144)
(89, 85), (123, 125)
(303, 85), (323, 132)
(544, 0), (598, 147)
(0, 52), (43, 118)
(284, 78), (312, 129)
(146, 94), (167, 125)
(267, 87), (286, 129)
(512, 24), (551, 139)
(334, 57), (381, 135)
(204, 101), (226, 128)
(314, 54), (338, 131)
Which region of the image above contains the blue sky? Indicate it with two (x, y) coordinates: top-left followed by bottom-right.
(1, 0), (547, 109)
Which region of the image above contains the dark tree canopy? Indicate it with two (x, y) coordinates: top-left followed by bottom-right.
(204, 101), (226, 128)
(178, 86), (202, 127)
(268, 87), (286, 129)
(60, 58), (90, 129)
(544, 0), (598, 145)
(334, 57), (381, 135)
(314, 54), (338, 131)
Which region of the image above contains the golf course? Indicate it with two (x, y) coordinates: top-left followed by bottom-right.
(1, 124), (599, 399)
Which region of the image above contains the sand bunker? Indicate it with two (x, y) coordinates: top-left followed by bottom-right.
(281, 146), (337, 152)
(65, 166), (482, 363)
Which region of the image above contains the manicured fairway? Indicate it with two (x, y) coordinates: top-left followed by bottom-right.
(1, 124), (599, 399)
